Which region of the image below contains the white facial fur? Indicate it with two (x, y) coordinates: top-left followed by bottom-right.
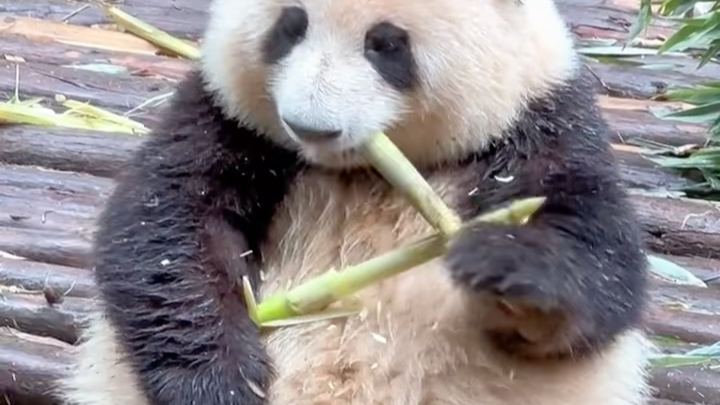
(202, 0), (579, 168)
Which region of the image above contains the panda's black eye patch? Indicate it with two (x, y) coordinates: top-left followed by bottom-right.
(364, 22), (417, 91)
(262, 6), (309, 64)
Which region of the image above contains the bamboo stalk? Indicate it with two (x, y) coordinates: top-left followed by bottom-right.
(103, 6), (201, 60)
(247, 131), (546, 326)
(252, 196), (545, 325)
(359, 132), (462, 237)
(256, 234), (446, 323)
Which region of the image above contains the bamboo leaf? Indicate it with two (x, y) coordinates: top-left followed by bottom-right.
(62, 100), (150, 134)
(709, 114), (720, 140)
(659, 0), (707, 16)
(661, 100), (720, 123)
(650, 353), (714, 367)
(700, 169), (720, 189)
(646, 255), (707, 287)
(628, 0), (656, 43)
(698, 39), (720, 68)
(695, 81), (720, 88)
(664, 85), (720, 105)
(686, 341), (720, 356)
(0, 102), (145, 134)
(658, 17), (720, 53)
(648, 154), (720, 169)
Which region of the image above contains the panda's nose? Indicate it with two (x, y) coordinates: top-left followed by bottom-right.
(283, 119), (342, 142)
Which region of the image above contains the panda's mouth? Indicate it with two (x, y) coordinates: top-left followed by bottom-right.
(288, 135), (367, 168)
(277, 115), (375, 167)
(281, 118), (343, 145)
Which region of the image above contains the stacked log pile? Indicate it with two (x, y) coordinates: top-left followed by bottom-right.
(0, 0), (719, 404)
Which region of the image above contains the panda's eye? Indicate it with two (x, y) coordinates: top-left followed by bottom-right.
(262, 6), (309, 64)
(279, 6), (308, 40)
(364, 22), (417, 91)
(364, 22), (408, 55)
(366, 35), (400, 54)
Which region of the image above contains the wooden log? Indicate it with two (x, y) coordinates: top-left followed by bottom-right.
(651, 365), (720, 405)
(560, 0), (679, 41)
(648, 309), (720, 344)
(0, 163), (114, 196)
(0, 292), (93, 344)
(0, 258), (96, 299)
(599, 97), (708, 147)
(0, 32), (191, 80)
(0, 0), (210, 39)
(615, 150), (691, 192)
(1, 180), (101, 232)
(647, 281), (720, 344)
(0, 15), (164, 57)
(0, 59), (176, 113)
(654, 254), (720, 285)
(0, 164), (110, 235)
(0, 328), (71, 403)
(585, 60), (718, 100)
(1, 199), (97, 235)
(0, 126), (137, 178)
(652, 282), (720, 314)
(633, 196), (720, 259)
(0, 227), (91, 269)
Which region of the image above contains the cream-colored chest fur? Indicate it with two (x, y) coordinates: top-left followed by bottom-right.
(258, 169), (652, 405)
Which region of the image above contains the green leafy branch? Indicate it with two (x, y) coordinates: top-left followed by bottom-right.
(629, 1), (720, 199)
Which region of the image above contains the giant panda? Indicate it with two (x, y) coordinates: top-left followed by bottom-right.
(57, 0), (654, 404)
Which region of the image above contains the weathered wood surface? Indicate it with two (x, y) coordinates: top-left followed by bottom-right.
(0, 329), (73, 405)
(1, 0), (719, 404)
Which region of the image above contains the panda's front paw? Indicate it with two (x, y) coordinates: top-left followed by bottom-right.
(445, 224), (582, 358)
(446, 224), (561, 309)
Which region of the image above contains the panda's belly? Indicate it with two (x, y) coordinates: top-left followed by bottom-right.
(258, 170), (651, 405)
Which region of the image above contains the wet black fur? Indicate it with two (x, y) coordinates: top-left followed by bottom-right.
(90, 66), (646, 405)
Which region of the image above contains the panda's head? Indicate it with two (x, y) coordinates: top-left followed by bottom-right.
(202, 0), (578, 168)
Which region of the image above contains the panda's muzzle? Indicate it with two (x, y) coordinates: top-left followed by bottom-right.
(283, 118), (342, 143)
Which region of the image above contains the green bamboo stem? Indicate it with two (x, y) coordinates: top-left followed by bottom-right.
(359, 132), (462, 237)
(256, 234), (446, 323)
(245, 132), (546, 327)
(252, 196), (545, 325)
(104, 6), (202, 60)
